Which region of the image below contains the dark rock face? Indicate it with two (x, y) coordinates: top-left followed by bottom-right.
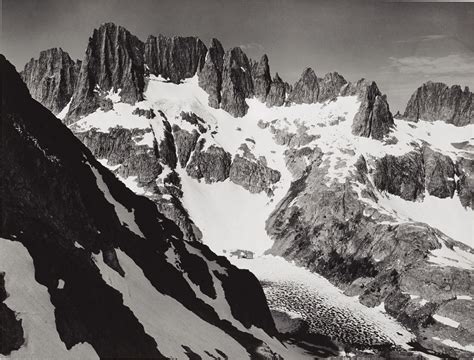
(21, 48), (80, 114)
(346, 80), (394, 140)
(144, 34), (207, 84)
(180, 111), (208, 133)
(266, 73), (288, 107)
(1, 54), (279, 358)
(172, 125), (200, 168)
(252, 55), (272, 102)
(317, 72), (347, 102)
(287, 68), (319, 104)
(373, 151), (425, 201)
(66, 23), (145, 122)
(132, 107), (156, 119)
(456, 157), (474, 209)
(374, 146), (461, 202)
(75, 126), (201, 243)
(155, 117), (178, 169)
(404, 81), (473, 126)
(220, 47), (254, 117)
(423, 146), (455, 198)
(186, 141), (232, 183)
(198, 38), (225, 108)
(0, 273), (24, 355)
(229, 144), (281, 194)
(76, 127), (162, 183)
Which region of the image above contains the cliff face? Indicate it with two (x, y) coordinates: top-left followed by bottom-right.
(1, 54), (282, 359)
(404, 81), (473, 126)
(144, 34), (207, 83)
(65, 23), (146, 122)
(21, 48), (80, 114)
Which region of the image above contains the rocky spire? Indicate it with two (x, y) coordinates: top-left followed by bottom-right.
(317, 72), (347, 102)
(220, 47), (254, 117)
(287, 67), (319, 104)
(65, 23), (145, 122)
(21, 48), (80, 115)
(404, 81), (473, 126)
(266, 73), (287, 107)
(252, 54), (272, 102)
(343, 79), (394, 140)
(144, 34), (207, 83)
(198, 38), (225, 108)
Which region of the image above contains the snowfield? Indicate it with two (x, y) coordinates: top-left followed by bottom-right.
(230, 255), (415, 349)
(71, 75), (473, 252)
(0, 238), (98, 359)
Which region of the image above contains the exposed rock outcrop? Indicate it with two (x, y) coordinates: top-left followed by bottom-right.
(373, 150), (425, 201)
(317, 72), (347, 102)
(266, 73), (288, 107)
(266, 149), (474, 359)
(456, 157), (474, 209)
(155, 116), (178, 169)
(172, 125), (200, 168)
(229, 144), (281, 194)
(21, 48), (80, 114)
(404, 81), (473, 126)
(198, 38), (225, 108)
(132, 107), (156, 119)
(287, 68), (319, 104)
(66, 23), (145, 122)
(344, 79), (394, 140)
(180, 111), (208, 133)
(144, 34), (207, 83)
(186, 141), (232, 182)
(252, 55), (272, 102)
(76, 127), (162, 185)
(0, 273), (24, 354)
(422, 146), (456, 198)
(220, 47), (254, 117)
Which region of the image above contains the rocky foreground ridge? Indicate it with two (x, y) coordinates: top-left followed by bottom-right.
(0, 55), (293, 359)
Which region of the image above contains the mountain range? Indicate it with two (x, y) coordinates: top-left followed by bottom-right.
(2, 22), (473, 359)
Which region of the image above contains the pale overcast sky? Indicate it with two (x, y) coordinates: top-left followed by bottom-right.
(3, 0), (474, 111)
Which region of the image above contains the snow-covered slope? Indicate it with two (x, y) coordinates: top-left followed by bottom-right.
(72, 75), (473, 251)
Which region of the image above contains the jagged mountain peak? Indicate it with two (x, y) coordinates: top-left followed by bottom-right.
(21, 21), (396, 136)
(403, 80), (473, 126)
(20, 47), (80, 115)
